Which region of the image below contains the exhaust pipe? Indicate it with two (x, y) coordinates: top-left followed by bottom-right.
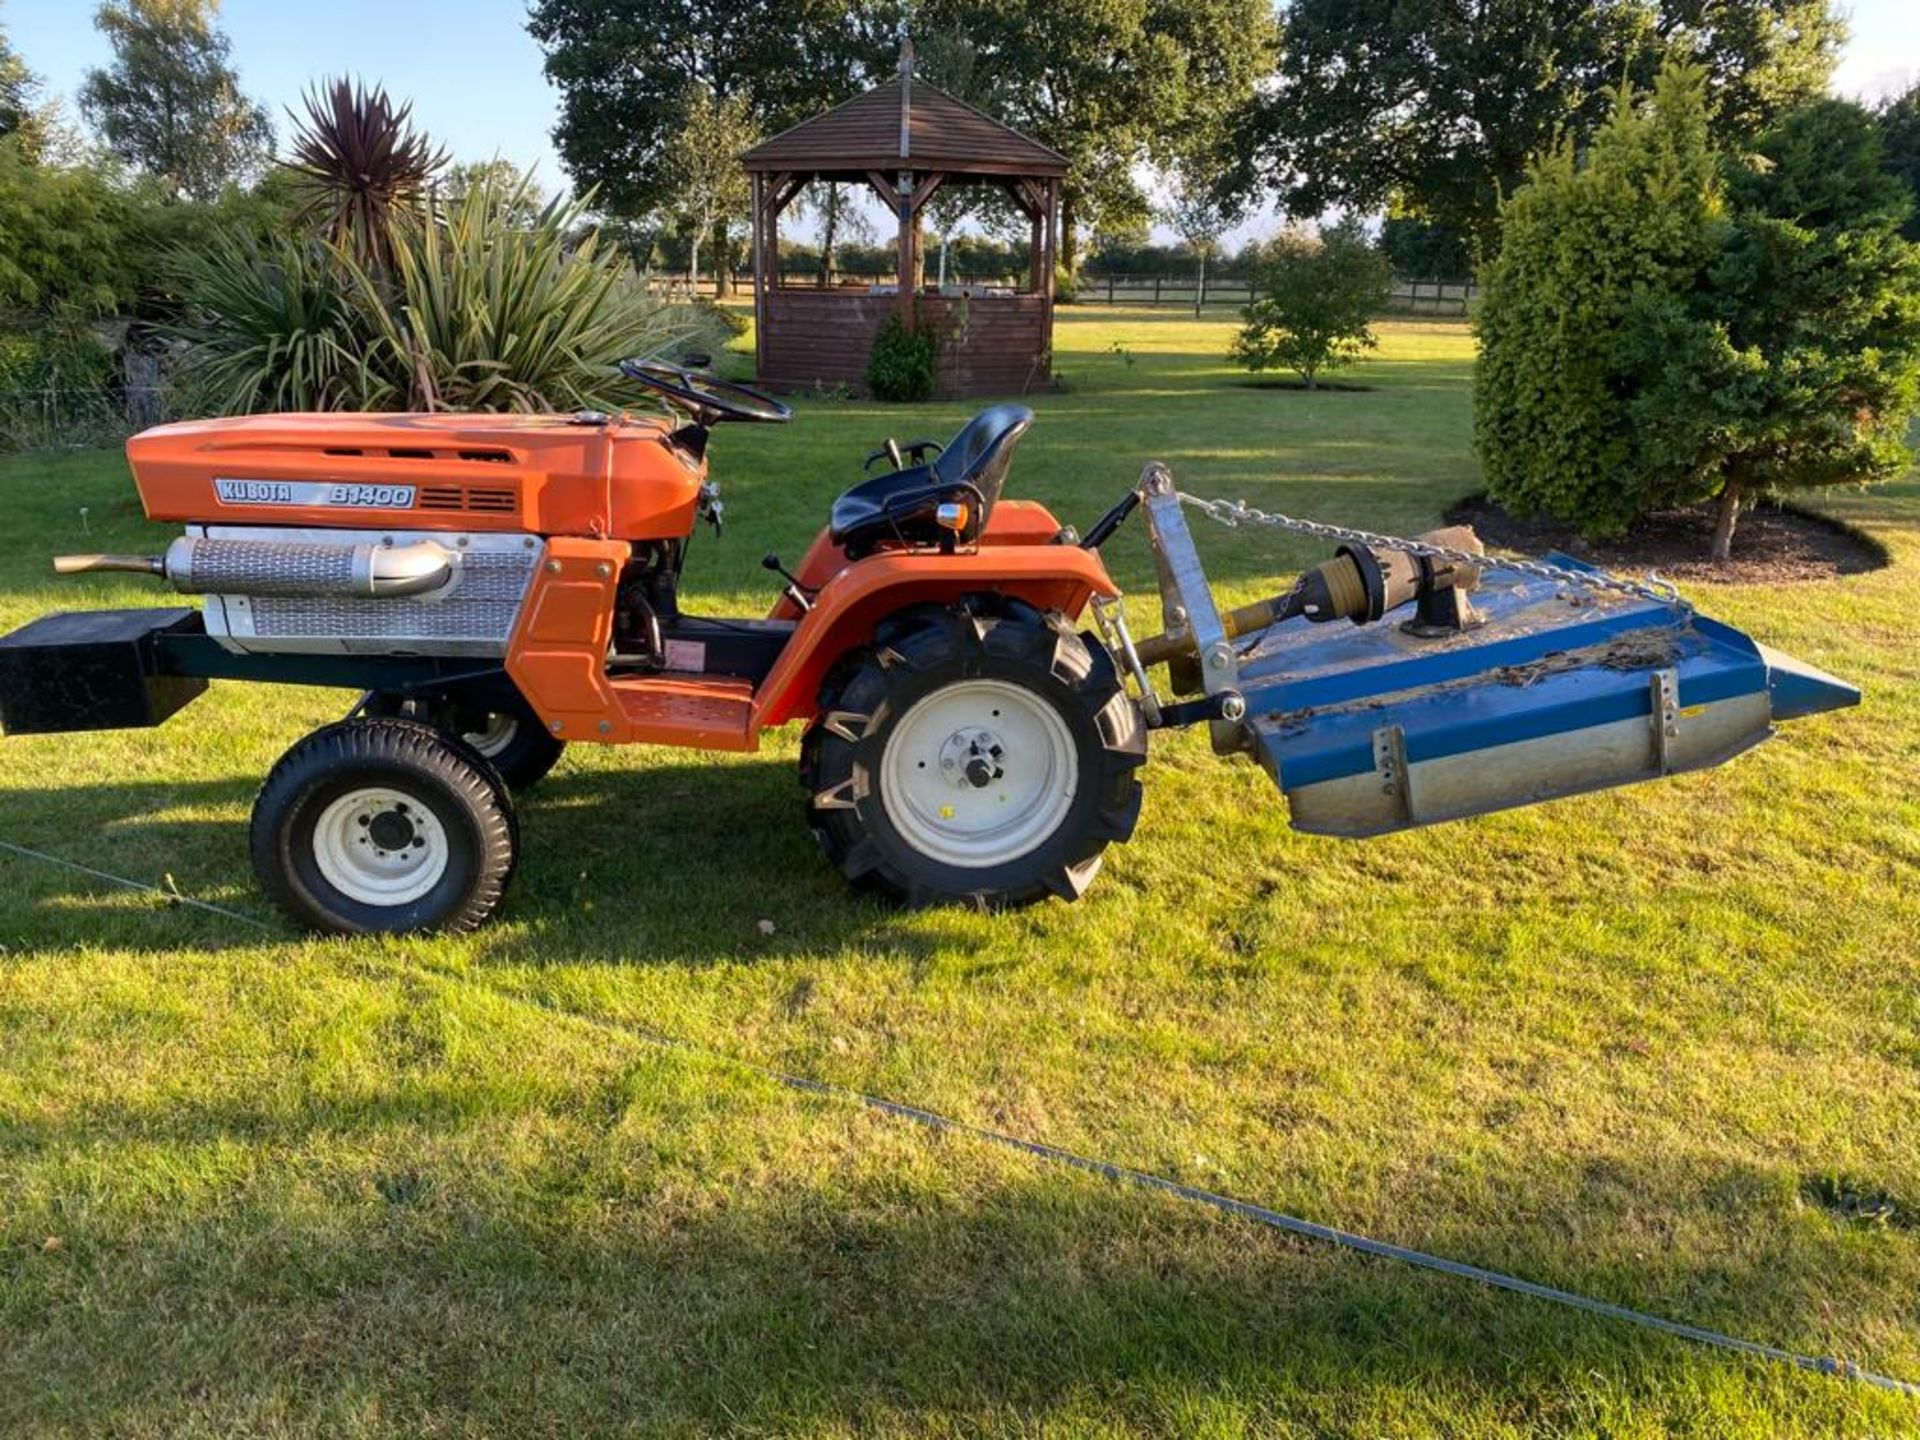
(55, 537), (457, 599)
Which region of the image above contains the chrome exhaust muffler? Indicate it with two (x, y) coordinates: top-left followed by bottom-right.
(55, 537), (457, 599)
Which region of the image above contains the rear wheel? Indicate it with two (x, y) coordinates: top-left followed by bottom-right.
(251, 718), (517, 935)
(362, 691), (563, 792)
(801, 597), (1146, 907)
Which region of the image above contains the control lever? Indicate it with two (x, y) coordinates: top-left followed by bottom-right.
(762, 552), (813, 612)
(865, 439), (907, 472)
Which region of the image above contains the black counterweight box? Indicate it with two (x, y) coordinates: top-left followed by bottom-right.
(0, 608), (207, 734)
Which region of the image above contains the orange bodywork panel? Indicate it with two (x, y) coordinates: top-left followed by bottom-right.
(125, 412), (704, 541)
(770, 499), (1071, 622)
(752, 541), (1120, 731)
(505, 536), (759, 752)
(504, 536), (634, 741)
(506, 512), (1118, 752)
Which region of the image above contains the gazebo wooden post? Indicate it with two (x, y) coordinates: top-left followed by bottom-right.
(896, 172), (916, 327)
(749, 171), (766, 378)
(1042, 177), (1059, 342)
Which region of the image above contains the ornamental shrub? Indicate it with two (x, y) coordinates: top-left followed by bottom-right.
(866, 312), (939, 402)
(1230, 217), (1391, 388)
(1623, 99), (1920, 557)
(168, 172), (709, 414)
(1473, 64), (1721, 534)
(1477, 63), (1920, 556)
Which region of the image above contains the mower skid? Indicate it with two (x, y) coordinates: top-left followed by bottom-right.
(1132, 472), (1859, 840)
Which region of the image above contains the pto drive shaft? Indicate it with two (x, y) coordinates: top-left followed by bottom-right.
(1134, 525), (1484, 669)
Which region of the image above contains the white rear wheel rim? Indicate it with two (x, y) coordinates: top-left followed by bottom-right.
(880, 678), (1079, 868)
(311, 786), (449, 906)
(462, 712), (517, 759)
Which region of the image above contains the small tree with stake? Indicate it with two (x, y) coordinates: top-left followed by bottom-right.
(659, 84), (755, 297)
(1230, 218), (1392, 389)
(1161, 160), (1242, 318)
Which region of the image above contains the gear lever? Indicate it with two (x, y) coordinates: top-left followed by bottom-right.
(762, 552), (813, 612)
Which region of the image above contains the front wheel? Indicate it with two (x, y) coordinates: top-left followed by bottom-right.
(251, 718), (518, 935)
(801, 597), (1146, 907)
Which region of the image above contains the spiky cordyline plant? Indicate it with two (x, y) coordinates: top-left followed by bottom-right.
(168, 172), (719, 415)
(351, 173), (710, 412)
(287, 77), (449, 272)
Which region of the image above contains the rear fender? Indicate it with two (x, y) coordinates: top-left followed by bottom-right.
(768, 499), (1073, 622)
(751, 544), (1119, 730)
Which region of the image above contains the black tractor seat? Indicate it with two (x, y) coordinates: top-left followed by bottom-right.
(829, 404), (1034, 559)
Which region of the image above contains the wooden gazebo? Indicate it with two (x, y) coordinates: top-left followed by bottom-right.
(741, 46), (1066, 398)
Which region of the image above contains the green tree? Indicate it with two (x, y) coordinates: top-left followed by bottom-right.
(1880, 80), (1920, 242)
(1, 8), (48, 161)
(526, 0), (896, 219)
(442, 159), (546, 227)
(1229, 217), (1392, 388)
(0, 145), (140, 314)
(920, 0), (1277, 272)
(1234, 0), (1841, 253)
(658, 83), (756, 296)
(1475, 65), (1723, 537)
(797, 181), (875, 287)
(79, 0), (272, 201)
(1625, 100), (1920, 557)
(1378, 211), (1473, 280)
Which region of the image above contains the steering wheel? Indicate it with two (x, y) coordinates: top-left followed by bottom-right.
(618, 357), (792, 425)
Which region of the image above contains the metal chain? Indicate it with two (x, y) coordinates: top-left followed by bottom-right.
(1176, 492), (1688, 610)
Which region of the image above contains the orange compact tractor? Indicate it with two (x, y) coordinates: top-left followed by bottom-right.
(0, 360), (1856, 934)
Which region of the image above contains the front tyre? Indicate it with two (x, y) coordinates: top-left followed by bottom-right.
(801, 597), (1146, 907)
(251, 718), (518, 935)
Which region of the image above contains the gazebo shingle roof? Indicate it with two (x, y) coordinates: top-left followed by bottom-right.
(741, 78), (1066, 177)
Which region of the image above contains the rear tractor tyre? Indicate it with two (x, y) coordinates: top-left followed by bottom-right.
(363, 691), (564, 792)
(801, 597), (1146, 908)
(251, 718), (518, 936)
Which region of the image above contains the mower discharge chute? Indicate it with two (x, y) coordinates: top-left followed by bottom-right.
(0, 365), (1857, 935)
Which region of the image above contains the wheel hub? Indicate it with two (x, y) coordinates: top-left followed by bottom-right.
(312, 787), (448, 906)
(879, 679), (1079, 869)
(939, 728), (1006, 790)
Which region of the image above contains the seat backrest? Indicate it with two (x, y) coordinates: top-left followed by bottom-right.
(934, 404), (1033, 511)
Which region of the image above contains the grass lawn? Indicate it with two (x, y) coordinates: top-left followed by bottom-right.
(2, 308), (1917, 1438)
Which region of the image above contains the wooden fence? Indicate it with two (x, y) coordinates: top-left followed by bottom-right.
(1083, 273), (1476, 315)
(646, 272), (1478, 316)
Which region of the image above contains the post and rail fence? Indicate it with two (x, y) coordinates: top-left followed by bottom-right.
(644, 271), (1477, 316)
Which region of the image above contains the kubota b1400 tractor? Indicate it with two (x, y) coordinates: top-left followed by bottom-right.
(0, 359), (1857, 934)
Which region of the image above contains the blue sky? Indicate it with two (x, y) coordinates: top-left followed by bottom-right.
(5, 0), (1918, 241)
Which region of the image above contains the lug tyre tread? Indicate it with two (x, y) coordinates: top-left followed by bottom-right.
(801, 595), (1146, 909)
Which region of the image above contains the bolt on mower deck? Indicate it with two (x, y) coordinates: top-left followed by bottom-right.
(0, 359), (1857, 934)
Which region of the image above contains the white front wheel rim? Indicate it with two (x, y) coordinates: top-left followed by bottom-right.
(311, 786), (450, 906)
(880, 679), (1079, 868)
